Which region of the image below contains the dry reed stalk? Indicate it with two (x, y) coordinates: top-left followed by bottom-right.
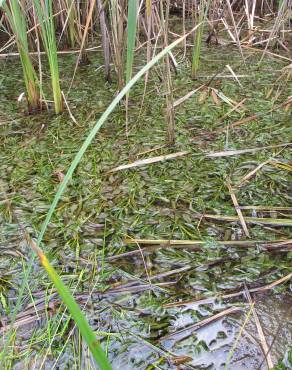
(124, 238), (291, 247)
(69, 0), (96, 91)
(237, 159), (271, 186)
(159, 307), (242, 341)
(244, 285), (274, 369)
(97, 0), (111, 81)
(201, 213), (292, 226)
(226, 180), (250, 237)
(107, 150), (189, 172)
(206, 143), (291, 157)
(108, 143), (291, 172)
(217, 98), (247, 123)
(107, 239), (292, 261)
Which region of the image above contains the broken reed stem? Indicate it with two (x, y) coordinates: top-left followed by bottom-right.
(124, 238), (291, 246)
(107, 143), (291, 173)
(224, 303), (254, 370)
(226, 179), (250, 237)
(237, 159), (271, 186)
(159, 307), (242, 341)
(244, 285), (274, 369)
(201, 214), (292, 226)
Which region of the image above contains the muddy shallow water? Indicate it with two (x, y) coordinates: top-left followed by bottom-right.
(163, 292), (292, 370)
(8, 289), (292, 370)
(0, 36), (291, 369)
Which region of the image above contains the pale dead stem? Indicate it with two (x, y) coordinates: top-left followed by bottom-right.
(226, 64), (243, 88)
(241, 44), (292, 62)
(236, 147), (287, 187)
(226, 179), (250, 237)
(200, 214), (292, 226)
(239, 206), (292, 211)
(137, 144), (167, 156)
(0, 281), (173, 335)
(244, 285), (274, 369)
(0, 46), (101, 59)
(205, 143), (291, 157)
(237, 159), (272, 186)
(224, 303), (254, 370)
(107, 143), (291, 173)
(159, 307), (243, 342)
(107, 150), (189, 173)
(133, 239), (153, 291)
(61, 91), (78, 125)
(68, 0), (96, 92)
(124, 238), (291, 247)
(173, 85), (203, 107)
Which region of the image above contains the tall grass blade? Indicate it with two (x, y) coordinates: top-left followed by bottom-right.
(125, 0), (138, 133)
(160, 0), (175, 144)
(191, 0), (209, 78)
(125, 0), (137, 85)
(33, 0), (63, 113)
(2, 0), (40, 111)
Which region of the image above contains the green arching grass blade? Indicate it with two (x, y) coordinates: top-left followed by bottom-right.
(37, 25), (199, 246)
(28, 239), (112, 370)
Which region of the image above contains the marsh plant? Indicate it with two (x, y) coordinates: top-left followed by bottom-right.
(33, 0), (63, 114)
(2, 0), (40, 111)
(1, 0), (290, 113)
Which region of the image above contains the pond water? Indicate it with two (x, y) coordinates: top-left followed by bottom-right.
(0, 37), (291, 369)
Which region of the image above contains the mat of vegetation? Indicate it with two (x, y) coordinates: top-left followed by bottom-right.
(0, 43), (291, 369)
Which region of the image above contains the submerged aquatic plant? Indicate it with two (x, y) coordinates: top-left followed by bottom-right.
(1, 0), (40, 111)
(2, 27), (198, 368)
(0, 1), (291, 367)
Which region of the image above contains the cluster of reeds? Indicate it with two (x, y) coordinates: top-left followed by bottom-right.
(1, 0), (290, 114)
(1, 0), (40, 112)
